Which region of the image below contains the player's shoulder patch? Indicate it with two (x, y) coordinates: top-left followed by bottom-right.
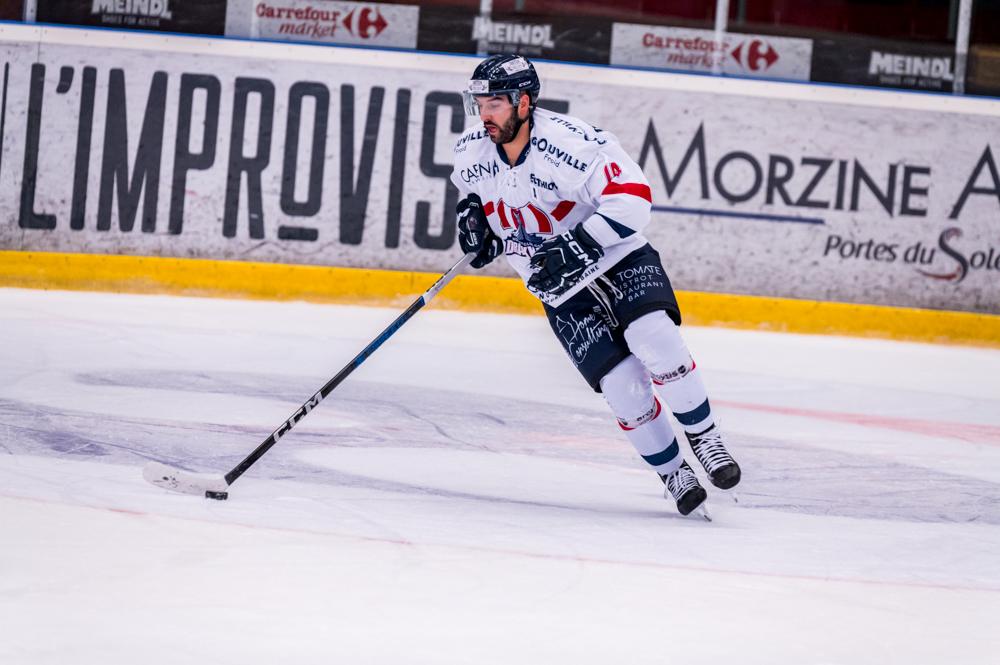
(534, 111), (615, 151)
(530, 112), (615, 182)
(453, 124), (498, 180)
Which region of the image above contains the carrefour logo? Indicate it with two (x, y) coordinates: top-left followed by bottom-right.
(637, 33), (782, 72)
(731, 39), (779, 72)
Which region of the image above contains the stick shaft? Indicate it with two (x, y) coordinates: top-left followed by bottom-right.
(223, 254), (475, 486)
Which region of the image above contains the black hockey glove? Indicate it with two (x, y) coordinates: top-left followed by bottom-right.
(527, 225), (604, 296)
(457, 194), (503, 269)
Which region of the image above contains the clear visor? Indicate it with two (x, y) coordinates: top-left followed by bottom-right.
(461, 90), (520, 116)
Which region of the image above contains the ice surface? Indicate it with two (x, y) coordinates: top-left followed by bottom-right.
(1, 287), (998, 664)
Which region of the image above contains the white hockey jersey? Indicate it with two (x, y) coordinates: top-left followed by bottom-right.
(450, 110), (653, 307)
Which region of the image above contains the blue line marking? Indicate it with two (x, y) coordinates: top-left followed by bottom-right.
(652, 205), (825, 225)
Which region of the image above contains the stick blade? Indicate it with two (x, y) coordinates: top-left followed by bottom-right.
(143, 461), (229, 497)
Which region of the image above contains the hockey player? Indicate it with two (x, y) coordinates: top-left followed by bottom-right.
(452, 54), (740, 516)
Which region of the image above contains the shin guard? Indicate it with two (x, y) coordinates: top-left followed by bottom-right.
(624, 311), (715, 434)
(599, 355), (681, 476)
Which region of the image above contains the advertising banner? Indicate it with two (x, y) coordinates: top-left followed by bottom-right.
(0, 25), (998, 314)
(35, 0), (226, 34)
(610, 23), (812, 81)
(225, 0), (419, 49)
(811, 36), (956, 92)
(1, 1), (24, 21)
(418, 8), (611, 65)
(969, 45), (1000, 97)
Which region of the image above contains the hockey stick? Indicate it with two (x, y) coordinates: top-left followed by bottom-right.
(143, 253), (477, 500)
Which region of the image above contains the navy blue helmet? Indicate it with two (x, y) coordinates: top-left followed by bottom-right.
(462, 54), (541, 116)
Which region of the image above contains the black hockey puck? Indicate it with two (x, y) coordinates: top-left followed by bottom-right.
(205, 490), (229, 501)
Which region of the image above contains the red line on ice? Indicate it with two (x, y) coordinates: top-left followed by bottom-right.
(715, 400), (1000, 445)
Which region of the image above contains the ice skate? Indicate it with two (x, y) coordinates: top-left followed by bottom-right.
(686, 424), (741, 490)
(660, 460), (709, 519)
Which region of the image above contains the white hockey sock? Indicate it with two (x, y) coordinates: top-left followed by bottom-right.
(599, 355), (682, 475)
(624, 311), (715, 434)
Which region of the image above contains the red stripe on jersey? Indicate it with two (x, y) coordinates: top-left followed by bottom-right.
(551, 200), (576, 221)
(526, 204), (552, 233)
(602, 182), (652, 202)
(618, 397), (662, 431)
(483, 201), (495, 216)
(497, 202), (511, 229)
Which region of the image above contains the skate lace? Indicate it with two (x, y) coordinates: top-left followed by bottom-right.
(690, 427), (734, 474)
(665, 463), (699, 499)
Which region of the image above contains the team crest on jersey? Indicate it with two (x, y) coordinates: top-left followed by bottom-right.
(495, 199), (553, 234)
(503, 224), (547, 259)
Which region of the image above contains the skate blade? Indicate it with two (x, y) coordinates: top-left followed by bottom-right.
(692, 502), (712, 522)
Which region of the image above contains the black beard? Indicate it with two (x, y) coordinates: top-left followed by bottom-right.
(487, 112), (524, 145)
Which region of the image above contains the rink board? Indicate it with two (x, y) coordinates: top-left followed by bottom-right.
(0, 23), (998, 321)
(3, 250), (998, 347)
